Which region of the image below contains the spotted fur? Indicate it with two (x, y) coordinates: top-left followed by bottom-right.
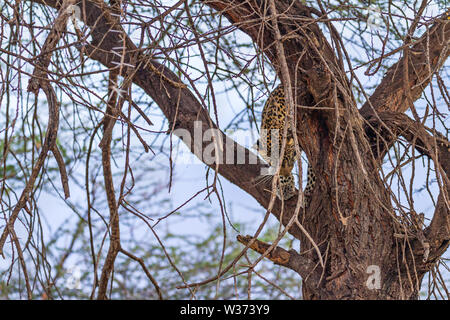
(255, 85), (316, 205)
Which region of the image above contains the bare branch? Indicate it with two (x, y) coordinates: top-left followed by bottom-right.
(0, 0), (75, 256)
(237, 235), (321, 282)
(360, 11), (450, 116)
(366, 111), (450, 261)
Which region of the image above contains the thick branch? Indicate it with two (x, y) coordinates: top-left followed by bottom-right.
(237, 235), (321, 282)
(366, 112), (450, 262)
(28, 0), (307, 240)
(360, 11), (450, 267)
(203, 0), (355, 159)
(360, 11), (450, 116)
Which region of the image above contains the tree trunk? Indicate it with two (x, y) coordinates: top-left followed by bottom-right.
(24, 0), (450, 299)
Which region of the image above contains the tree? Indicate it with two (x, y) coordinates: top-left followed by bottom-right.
(0, 0), (449, 300)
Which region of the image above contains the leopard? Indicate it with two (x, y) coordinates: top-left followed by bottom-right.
(254, 85), (316, 206)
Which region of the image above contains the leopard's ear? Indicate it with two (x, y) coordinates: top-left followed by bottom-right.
(287, 137), (294, 146)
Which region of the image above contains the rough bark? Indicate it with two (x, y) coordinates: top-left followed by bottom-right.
(25, 0), (450, 299)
